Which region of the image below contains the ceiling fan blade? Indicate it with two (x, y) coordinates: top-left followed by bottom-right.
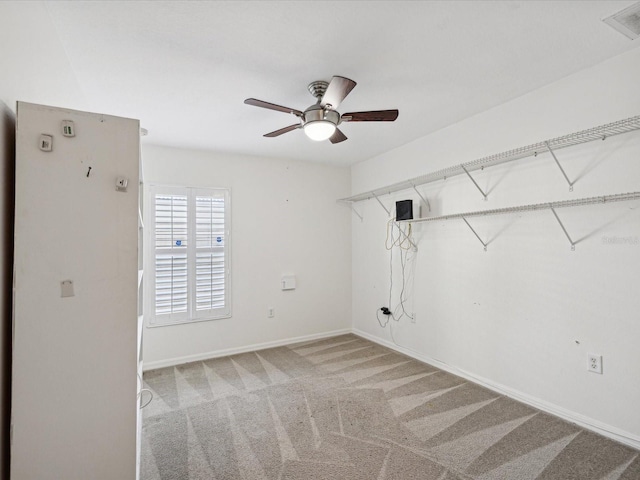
(320, 76), (357, 109)
(329, 128), (348, 144)
(244, 98), (303, 117)
(264, 124), (300, 137)
(342, 110), (399, 122)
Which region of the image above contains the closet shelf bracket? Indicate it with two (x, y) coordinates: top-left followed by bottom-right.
(350, 204), (363, 221)
(550, 207), (575, 251)
(372, 192), (391, 216)
(461, 164), (488, 201)
(545, 141), (574, 192)
(338, 200), (364, 221)
(411, 183), (431, 212)
(462, 217), (487, 251)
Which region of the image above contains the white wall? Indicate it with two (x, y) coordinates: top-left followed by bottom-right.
(141, 145), (351, 368)
(0, 2), (88, 115)
(351, 46), (640, 447)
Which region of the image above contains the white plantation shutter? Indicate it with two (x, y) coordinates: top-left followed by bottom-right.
(147, 186), (231, 326)
(154, 194), (188, 318)
(155, 253), (188, 316)
(195, 195), (226, 311)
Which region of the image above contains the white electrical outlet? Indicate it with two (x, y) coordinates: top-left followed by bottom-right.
(268, 307), (274, 318)
(588, 354), (603, 374)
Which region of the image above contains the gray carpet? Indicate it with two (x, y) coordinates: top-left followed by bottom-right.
(141, 334), (640, 479)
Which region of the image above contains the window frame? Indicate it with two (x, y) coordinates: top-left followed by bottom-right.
(145, 184), (231, 327)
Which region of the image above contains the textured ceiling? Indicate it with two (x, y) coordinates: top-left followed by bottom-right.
(5, 1), (640, 165)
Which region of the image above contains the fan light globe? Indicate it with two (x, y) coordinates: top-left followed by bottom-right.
(304, 120), (336, 141)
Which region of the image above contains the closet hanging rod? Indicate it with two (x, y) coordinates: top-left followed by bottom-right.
(401, 191), (640, 224)
(339, 115), (640, 204)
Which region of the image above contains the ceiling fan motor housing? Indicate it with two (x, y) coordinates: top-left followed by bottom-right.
(303, 104), (340, 127)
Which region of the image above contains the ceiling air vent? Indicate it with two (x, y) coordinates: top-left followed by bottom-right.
(603, 2), (640, 39)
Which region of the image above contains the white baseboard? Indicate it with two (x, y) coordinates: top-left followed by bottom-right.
(353, 328), (640, 451)
(142, 328), (352, 371)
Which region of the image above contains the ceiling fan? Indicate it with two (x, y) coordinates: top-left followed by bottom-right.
(244, 76), (398, 143)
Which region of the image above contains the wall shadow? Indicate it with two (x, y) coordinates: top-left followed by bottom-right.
(0, 100), (15, 479)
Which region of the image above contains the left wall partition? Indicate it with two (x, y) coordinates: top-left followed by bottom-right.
(12, 102), (141, 479)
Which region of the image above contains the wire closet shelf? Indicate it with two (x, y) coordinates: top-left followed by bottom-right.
(339, 115), (640, 204)
(402, 191), (640, 224)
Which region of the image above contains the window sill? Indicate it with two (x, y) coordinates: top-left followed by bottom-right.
(145, 313), (232, 328)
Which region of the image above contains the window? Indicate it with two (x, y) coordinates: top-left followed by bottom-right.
(146, 185), (230, 326)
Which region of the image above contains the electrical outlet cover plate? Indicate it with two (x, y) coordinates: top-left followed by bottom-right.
(588, 354), (603, 374)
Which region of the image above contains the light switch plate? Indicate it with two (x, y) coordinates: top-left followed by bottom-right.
(281, 275), (296, 290)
